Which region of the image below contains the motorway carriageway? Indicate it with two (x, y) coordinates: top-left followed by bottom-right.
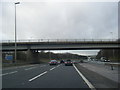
(1, 63), (95, 89)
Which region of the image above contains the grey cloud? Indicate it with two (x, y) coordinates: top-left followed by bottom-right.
(2, 1), (118, 55)
(2, 2), (118, 40)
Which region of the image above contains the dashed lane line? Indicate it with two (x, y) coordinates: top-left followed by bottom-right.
(8, 71), (18, 74)
(25, 64), (47, 71)
(50, 67), (56, 71)
(25, 67), (37, 71)
(0, 73), (9, 76)
(57, 65), (60, 67)
(73, 64), (96, 90)
(2, 64), (40, 71)
(40, 65), (46, 67)
(29, 71), (48, 82)
(29, 64), (60, 82)
(0, 71), (18, 76)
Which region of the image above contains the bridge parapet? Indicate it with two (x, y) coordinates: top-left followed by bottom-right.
(1, 39), (118, 43)
(1, 39), (119, 51)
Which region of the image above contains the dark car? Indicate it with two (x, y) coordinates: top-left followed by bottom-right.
(49, 60), (58, 65)
(103, 59), (110, 62)
(65, 60), (73, 66)
(60, 60), (64, 63)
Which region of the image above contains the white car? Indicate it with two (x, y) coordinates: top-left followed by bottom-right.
(49, 60), (58, 65)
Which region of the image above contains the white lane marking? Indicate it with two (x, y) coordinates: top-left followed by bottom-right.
(0, 73), (9, 76)
(29, 71), (47, 82)
(0, 71), (18, 76)
(50, 67), (56, 71)
(25, 67), (36, 71)
(56, 65), (60, 67)
(8, 71), (18, 74)
(73, 64), (96, 90)
(20, 65), (37, 68)
(21, 66), (26, 68)
(40, 65), (46, 67)
(2, 64), (38, 70)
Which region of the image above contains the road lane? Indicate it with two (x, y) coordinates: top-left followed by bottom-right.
(2, 64), (46, 74)
(2, 64), (55, 88)
(2, 63), (91, 88)
(23, 64), (90, 88)
(29, 71), (48, 82)
(73, 64), (95, 90)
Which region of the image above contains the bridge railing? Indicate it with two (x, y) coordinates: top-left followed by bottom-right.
(1, 39), (118, 43)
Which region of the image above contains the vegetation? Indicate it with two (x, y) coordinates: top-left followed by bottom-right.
(2, 51), (87, 64)
(96, 39), (120, 62)
(96, 49), (120, 62)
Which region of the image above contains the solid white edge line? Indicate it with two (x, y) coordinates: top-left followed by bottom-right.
(73, 64), (96, 90)
(29, 71), (47, 82)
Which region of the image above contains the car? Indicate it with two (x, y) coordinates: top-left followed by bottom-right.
(103, 60), (110, 62)
(57, 61), (60, 64)
(80, 60), (83, 63)
(100, 58), (110, 62)
(49, 60), (58, 65)
(60, 60), (64, 63)
(65, 60), (73, 66)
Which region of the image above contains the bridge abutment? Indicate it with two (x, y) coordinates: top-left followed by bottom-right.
(27, 49), (40, 64)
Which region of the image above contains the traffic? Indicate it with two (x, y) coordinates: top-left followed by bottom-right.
(49, 59), (82, 66)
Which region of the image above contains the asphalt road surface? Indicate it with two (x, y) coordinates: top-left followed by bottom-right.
(2, 64), (91, 89)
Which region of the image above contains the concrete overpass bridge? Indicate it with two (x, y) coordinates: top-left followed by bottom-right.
(1, 39), (119, 51)
(1, 39), (119, 63)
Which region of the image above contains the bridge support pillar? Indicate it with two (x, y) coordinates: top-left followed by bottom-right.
(27, 49), (32, 63)
(27, 49), (40, 64)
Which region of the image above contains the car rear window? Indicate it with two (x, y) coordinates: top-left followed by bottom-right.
(51, 60), (57, 62)
(66, 60), (71, 61)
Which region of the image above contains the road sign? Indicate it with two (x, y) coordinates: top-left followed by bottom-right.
(5, 55), (13, 60)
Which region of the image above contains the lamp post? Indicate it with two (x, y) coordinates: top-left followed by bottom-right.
(14, 2), (20, 63)
(110, 32), (114, 60)
(110, 32), (113, 41)
(49, 50), (51, 61)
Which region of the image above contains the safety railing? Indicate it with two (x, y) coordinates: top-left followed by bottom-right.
(1, 39), (118, 43)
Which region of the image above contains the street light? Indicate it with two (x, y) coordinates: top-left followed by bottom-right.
(110, 32), (114, 60)
(110, 32), (113, 41)
(14, 2), (20, 63)
(49, 50), (51, 61)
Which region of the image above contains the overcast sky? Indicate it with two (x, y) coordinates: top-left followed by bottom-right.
(1, 0), (118, 55)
